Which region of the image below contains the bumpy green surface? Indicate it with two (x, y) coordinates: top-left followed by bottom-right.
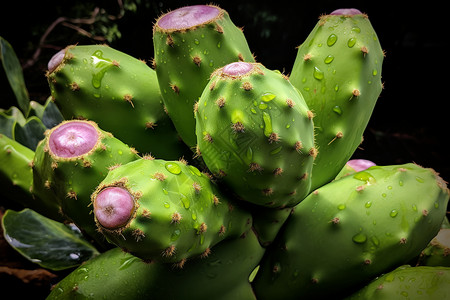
(289, 12), (384, 191)
(92, 157), (252, 264)
(195, 63), (316, 208)
(47, 44), (187, 159)
(417, 228), (450, 267)
(252, 163), (449, 299)
(47, 230), (264, 300)
(32, 120), (139, 247)
(0, 134), (64, 220)
(153, 5), (255, 147)
(345, 265), (450, 299)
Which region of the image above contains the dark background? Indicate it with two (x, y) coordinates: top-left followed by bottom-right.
(0, 1), (448, 297)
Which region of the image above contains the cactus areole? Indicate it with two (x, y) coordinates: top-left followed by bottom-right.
(48, 121), (100, 158)
(156, 5), (222, 31)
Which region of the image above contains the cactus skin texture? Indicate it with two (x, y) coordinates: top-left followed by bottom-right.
(417, 228), (450, 267)
(195, 62), (316, 208)
(46, 44), (187, 160)
(345, 265), (450, 299)
(91, 157), (252, 265)
(289, 9), (384, 191)
(47, 230), (264, 300)
(153, 4), (255, 148)
(0, 134), (64, 221)
(252, 163), (449, 299)
(32, 120), (139, 247)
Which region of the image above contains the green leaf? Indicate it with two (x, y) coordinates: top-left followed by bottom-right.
(1, 208), (100, 271)
(0, 36), (30, 115)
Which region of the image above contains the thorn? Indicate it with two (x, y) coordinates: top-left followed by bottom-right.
(231, 121), (245, 133)
(198, 222), (207, 234)
(303, 53), (312, 61)
(193, 55), (202, 67)
(171, 212), (182, 224)
(286, 98), (295, 108)
(123, 94), (135, 108)
(268, 132), (280, 144)
(170, 83), (179, 94)
(163, 245), (176, 257)
(203, 133), (213, 143)
(70, 82), (80, 91)
(216, 96), (226, 108)
(242, 81), (252, 91)
(153, 172), (166, 181)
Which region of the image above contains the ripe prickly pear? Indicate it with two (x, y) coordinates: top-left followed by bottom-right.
(91, 157), (252, 265)
(195, 61), (316, 208)
(46, 44), (187, 160)
(289, 8), (384, 191)
(252, 163), (449, 299)
(153, 4), (255, 147)
(32, 120), (139, 247)
(345, 265), (450, 299)
(47, 229), (264, 299)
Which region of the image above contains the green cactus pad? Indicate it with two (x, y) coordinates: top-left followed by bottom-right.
(91, 157), (252, 265)
(417, 228), (450, 267)
(153, 4), (255, 147)
(46, 44), (187, 160)
(252, 163), (449, 299)
(345, 265), (450, 299)
(48, 229), (264, 299)
(195, 62), (316, 208)
(32, 120), (139, 248)
(289, 9), (384, 191)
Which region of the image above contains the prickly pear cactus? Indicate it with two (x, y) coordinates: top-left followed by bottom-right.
(48, 230), (264, 300)
(46, 44), (187, 160)
(91, 157), (252, 265)
(345, 265), (450, 299)
(153, 4), (255, 147)
(252, 163), (449, 299)
(417, 228), (450, 267)
(32, 120), (139, 247)
(195, 61), (316, 208)
(289, 9), (384, 191)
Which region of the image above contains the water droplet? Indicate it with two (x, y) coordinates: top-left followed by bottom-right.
(164, 202), (170, 208)
(337, 204), (346, 210)
(390, 209), (398, 218)
(334, 84), (339, 92)
(118, 150), (123, 155)
(327, 34), (337, 46)
(165, 162), (181, 175)
(372, 69), (378, 76)
(371, 236), (380, 246)
(258, 103), (268, 110)
(435, 202), (439, 209)
(415, 176), (424, 183)
(347, 38), (357, 48)
(262, 112), (273, 137)
(191, 213), (197, 220)
(189, 165), (202, 177)
(353, 171), (376, 184)
(352, 232), (367, 244)
(324, 55), (334, 64)
(399, 180), (404, 187)
(352, 26), (361, 33)
(246, 147), (253, 162)
(251, 108), (257, 114)
(313, 67), (324, 80)
(382, 193), (387, 198)
(270, 146), (282, 155)
(91, 50), (113, 89)
(181, 194), (190, 209)
(217, 42), (221, 48)
(261, 93), (276, 102)
(365, 201), (372, 208)
(332, 105), (342, 115)
(412, 204), (417, 211)
(209, 60), (214, 67)
(194, 39), (200, 45)
(171, 229), (181, 241)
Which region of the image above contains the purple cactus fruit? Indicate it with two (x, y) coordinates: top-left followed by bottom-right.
(330, 8), (363, 15)
(346, 159), (376, 172)
(157, 5), (221, 30)
(48, 121), (99, 158)
(93, 187), (135, 229)
(222, 61), (254, 76)
(47, 49), (65, 73)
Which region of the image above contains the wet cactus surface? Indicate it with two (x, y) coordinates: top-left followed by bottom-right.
(0, 3), (448, 299)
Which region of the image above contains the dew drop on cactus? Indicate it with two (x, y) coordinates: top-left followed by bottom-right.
(93, 187), (135, 229)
